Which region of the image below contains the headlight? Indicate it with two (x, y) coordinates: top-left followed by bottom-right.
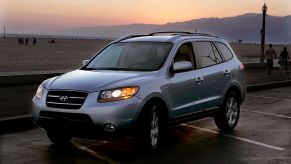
(35, 84), (45, 99)
(98, 86), (139, 102)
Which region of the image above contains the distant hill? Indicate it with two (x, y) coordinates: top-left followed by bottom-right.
(59, 13), (291, 43)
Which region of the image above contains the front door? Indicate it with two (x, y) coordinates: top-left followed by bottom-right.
(166, 42), (205, 117)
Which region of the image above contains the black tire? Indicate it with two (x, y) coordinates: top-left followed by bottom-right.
(214, 91), (240, 131)
(47, 130), (72, 145)
(136, 103), (165, 152)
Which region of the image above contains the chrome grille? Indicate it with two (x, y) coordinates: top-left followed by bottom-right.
(46, 90), (88, 109)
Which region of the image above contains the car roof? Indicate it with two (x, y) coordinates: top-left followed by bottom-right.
(121, 36), (176, 42)
(118, 32), (224, 43)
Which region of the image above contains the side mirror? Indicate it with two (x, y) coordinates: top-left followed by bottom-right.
(82, 60), (89, 66)
(171, 61), (193, 73)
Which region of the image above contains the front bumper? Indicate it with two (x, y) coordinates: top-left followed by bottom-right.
(32, 91), (143, 137)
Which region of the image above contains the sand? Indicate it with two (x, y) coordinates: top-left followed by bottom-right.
(0, 37), (111, 72)
(0, 37), (290, 72)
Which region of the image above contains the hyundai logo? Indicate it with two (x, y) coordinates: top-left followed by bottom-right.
(59, 96), (69, 102)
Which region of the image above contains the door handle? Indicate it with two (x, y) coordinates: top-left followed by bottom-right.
(224, 70), (230, 76)
(196, 77), (203, 84)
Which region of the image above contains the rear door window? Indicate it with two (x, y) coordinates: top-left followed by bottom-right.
(193, 41), (220, 68)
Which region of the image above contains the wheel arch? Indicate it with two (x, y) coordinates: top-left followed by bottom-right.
(135, 96), (169, 123)
(225, 85), (242, 105)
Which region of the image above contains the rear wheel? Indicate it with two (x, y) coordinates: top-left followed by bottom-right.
(214, 91), (240, 131)
(136, 103), (165, 151)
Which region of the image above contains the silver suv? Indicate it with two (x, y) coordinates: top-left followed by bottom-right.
(32, 32), (246, 151)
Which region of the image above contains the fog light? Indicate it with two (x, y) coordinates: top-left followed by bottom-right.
(104, 123), (116, 132)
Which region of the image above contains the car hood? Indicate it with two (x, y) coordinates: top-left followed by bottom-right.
(46, 70), (155, 92)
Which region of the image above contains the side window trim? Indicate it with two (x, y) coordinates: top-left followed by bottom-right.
(210, 42), (224, 63)
(188, 42), (197, 69)
(213, 41), (226, 61)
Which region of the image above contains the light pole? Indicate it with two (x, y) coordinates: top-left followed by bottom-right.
(260, 3), (267, 63)
(3, 26), (5, 38)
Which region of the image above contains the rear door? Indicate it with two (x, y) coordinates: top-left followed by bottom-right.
(192, 41), (228, 110)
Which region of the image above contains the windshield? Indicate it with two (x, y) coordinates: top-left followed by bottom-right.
(84, 42), (172, 71)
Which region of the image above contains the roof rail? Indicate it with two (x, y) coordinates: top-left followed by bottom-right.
(193, 33), (217, 37)
(115, 32), (218, 43)
(115, 35), (147, 42)
(149, 31), (218, 38)
(149, 31), (194, 36)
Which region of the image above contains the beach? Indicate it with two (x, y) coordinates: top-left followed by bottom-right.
(0, 37), (111, 72)
(0, 37), (290, 72)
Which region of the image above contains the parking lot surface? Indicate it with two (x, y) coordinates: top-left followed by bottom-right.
(1, 87), (291, 164)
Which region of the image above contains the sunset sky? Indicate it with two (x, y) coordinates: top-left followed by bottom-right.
(1, 0), (291, 34)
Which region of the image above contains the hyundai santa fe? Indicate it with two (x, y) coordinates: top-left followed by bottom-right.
(32, 32), (246, 151)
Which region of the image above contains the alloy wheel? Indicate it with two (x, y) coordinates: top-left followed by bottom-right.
(226, 96), (238, 126)
(150, 106), (159, 149)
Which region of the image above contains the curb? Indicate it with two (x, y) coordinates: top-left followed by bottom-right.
(0, 115), (34, 134)
(247, 80), (291, 92)
(1, 80), (291, 133)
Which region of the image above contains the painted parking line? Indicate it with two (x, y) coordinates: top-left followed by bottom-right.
(247, 95), (291, 101)
(181, 124), (285, 151)
(72, 141), (120, 164)
(242, 109), (291, 119)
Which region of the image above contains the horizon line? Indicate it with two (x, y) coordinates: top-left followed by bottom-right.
(72, 12), (291, 28)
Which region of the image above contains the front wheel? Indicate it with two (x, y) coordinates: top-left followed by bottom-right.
(136, 103), (165, 151)
(214, 92), (240, 131)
